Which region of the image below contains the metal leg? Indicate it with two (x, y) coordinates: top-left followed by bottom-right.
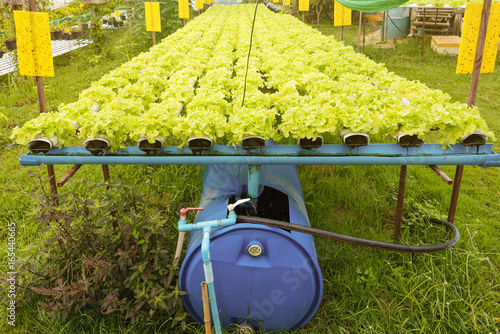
(57, 164), (82, 187)
(102, 164), (110, 182)
(395, 165), (407, 242)
(448, 165), (464, 224)
(47, 165), (58, 205)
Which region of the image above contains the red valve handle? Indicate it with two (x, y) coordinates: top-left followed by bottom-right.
(180, 207), (204, 216)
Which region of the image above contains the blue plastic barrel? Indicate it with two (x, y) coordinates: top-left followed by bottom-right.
(179, 164), (323, 332)
(381, 6), (410, 39)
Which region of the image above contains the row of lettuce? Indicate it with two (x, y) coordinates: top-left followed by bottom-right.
(12, 5), (493, 151)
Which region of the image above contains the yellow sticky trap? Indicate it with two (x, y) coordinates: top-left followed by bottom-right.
(299, 0), (309, 12)
(114, 10), (120, 17)
(203, 0), (208, 3)
(195, 0), (203, 9)
(273, 0), (279, 3)
(145, 2), (161, 32)
(179, 0), (189, 19)
(284, 0), (290, 5)
(334, 0), (352, 27)
(14, 11), (54, 77)
(457, 3), (500, 74)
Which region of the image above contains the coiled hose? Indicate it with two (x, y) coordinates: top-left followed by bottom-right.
(237, 216), (460, 253)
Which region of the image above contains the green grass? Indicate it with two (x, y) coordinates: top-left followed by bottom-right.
(1, 20), (500, 334)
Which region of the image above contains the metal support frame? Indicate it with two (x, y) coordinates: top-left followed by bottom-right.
(394, 165), (407, 242)
(448, 165), (464, 224)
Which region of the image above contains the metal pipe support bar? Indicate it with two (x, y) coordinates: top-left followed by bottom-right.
(394, 165), (407, 242)
(57, 164), (82, 187)
(428, 165), (453, 185)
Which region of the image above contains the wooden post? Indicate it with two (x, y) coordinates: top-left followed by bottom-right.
(422, 8), (426, 56)
(453, 8), (465, 35)
(363, 12), (366, 51)
(357, 11), (362, 53)
(468, 0), (492, 107)
(434, 8), (439, 35)
(394, 165), (407, 242)
(27, 0), (47, 114)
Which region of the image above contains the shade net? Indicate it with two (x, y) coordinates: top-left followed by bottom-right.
(335, 0), (408, 12)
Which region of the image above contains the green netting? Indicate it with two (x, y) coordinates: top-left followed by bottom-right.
(335, 0), (409, 12)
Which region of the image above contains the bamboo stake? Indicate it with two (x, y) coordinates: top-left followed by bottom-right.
(394, 165), (407, 242)
(201, 282), (212, 334)
(165, 231), (186, 288)
(340, 26), (344, 41)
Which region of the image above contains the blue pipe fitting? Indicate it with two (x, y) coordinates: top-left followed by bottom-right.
(248, 165), (261, 199)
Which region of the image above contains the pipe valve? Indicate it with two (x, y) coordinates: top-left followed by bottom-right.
(180, 207), (204, 217)
(227, 198), (251, 212)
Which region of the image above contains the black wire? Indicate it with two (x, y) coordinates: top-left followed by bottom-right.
(236, 216), (460, 253)
(241, 1), (260, 108)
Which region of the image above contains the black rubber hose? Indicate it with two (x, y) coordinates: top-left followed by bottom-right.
(236, 216), (460, 253)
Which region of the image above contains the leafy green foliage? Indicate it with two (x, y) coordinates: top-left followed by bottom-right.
(10, 5), (495, 150)
(13, 169), (188, 328)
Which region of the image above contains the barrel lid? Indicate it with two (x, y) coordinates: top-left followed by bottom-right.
(179, 223), (323, 332)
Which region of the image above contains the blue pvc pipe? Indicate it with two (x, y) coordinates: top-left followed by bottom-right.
(201, 226), (222, 334)
(178, 213), (238, 334)
(18, 144), (500, 167)
(247, 166), (260, 198)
